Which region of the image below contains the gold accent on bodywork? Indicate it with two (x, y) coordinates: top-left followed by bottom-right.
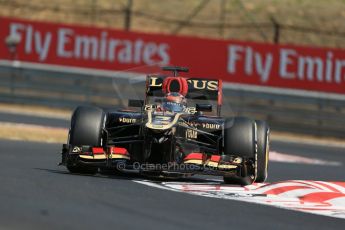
(186, 80), (218, 90)
(110, 154), (130, 160)
(149, 77), (163, 87)
(201, 123), (220, 129)
(184, 159), (203, 165)
(79, 155), (107, 160)
(217, 164), (238, 170)
(233, 157), (243, 164)
(119, 117), (137, 123)
(79, 154), (129, 160)
(146, 112), (182, 130)
(206, 161), (219, 167)
(185, 129), (198, 139)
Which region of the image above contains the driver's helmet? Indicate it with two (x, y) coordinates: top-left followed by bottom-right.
(162, 92), (187, 112)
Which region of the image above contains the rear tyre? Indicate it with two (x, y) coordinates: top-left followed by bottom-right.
(255, 120), (270, 183)
(67, 106), (105, 174)
(223, 117), (256, 185)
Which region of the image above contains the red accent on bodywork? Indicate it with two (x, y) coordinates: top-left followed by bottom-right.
(184, 153), (204, 160)
(110, 147), (129, 155)
(210, 155), (221, 162)
(162, 77), (189, 96)
(92, 147), (104, 154)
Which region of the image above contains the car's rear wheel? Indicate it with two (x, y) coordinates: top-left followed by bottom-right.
(67, 106), (105, 174)
(255, 120), (270, 183)
(223, 117), (256, 185)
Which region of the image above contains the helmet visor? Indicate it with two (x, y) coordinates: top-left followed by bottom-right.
(162, 102), (184, 112)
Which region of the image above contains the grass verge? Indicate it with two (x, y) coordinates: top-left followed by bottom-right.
(0, 122), (67, 144)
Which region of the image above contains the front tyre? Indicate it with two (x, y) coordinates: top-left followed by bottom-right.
(255, 120), (270, 183)
(67, 106), (105, 174)
(223, 117), (256, 185)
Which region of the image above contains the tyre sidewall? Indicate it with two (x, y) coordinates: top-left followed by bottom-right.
(223, 117), (256, 184)
(224, 117), (256, 158)
(69, 106), (105, 146)
(255, 120), (270, 182)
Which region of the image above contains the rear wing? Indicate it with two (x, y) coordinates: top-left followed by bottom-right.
(145, 75), (223, 115)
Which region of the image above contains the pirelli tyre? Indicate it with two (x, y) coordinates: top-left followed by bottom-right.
(223, 117), (256, 185)
(67, 106), (105, 174)
(255, 120), (270, 183)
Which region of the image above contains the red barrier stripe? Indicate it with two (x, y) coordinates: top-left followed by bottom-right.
(4, 17), (345, 95)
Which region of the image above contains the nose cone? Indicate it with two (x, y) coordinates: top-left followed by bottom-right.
(146, 112), (181, 131)
(146, 115), (173, 131)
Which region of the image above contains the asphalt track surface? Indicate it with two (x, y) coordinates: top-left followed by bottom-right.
(1, 114), (345, 229)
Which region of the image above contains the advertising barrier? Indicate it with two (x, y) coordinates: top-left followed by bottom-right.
(1, 17), (345, 94)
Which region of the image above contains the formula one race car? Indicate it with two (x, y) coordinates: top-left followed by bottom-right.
(60, 66), (270, 185)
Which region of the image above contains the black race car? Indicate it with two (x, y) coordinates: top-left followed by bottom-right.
(60, 66), (270, 185)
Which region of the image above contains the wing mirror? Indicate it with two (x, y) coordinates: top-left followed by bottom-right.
(128, 100), (144, 107)
(196, 104), (212, 112)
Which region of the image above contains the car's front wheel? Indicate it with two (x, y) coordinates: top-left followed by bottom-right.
(223, 117), (256, 185)
(255, 120), (270, 183)
(67, 106), (105, 174)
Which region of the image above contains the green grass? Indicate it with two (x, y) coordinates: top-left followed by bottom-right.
(1, 0), (345, 48)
